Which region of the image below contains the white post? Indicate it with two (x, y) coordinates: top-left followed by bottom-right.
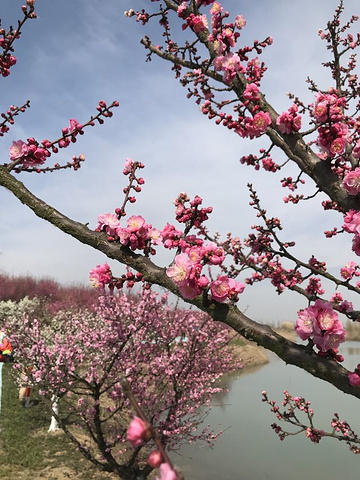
(48, 395), (60, 432)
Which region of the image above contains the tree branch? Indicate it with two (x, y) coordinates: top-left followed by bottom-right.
(1, 165), (358, 399)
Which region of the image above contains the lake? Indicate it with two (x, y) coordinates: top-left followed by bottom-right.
(174, 342), (360, 480)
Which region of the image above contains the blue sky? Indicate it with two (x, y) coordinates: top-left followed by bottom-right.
(1, 0), (359, 322)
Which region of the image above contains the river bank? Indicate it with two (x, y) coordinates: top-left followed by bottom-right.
(236, 321), (360, 372)
(234, 324), (297, 370)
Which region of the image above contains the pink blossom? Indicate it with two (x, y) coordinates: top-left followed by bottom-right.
(222, 28), (236, 48)
(147, 451), (162, 468)
(117, 228), (131, 245)
(96, 213), (121, 237)
(127, 417), (150, 447)
(166, 254), (193, 284)
(127, 215), (145, 232)
(343, 210), (360, 235)
(9, 140), (28, 160)
(305, 427), (325, 443)
(156, 463), (177, 480)
(69, 118), (83, 133)
(340, 261), (357, 280)
(349, 372), (360, 387)
(295, 300), (346, 353)
(234, 14), (246, 29)
(214, 53), (244, 84)
(353, 235), (360, 256)
(186, 246), (205, 263)
(213, 55), (224, 71)
(149, 228), (162, 245)
(177, 2), (187, 18)
(330, 136), (346, 155)
(276, 105), (302, 134)
(89, 263), (112, 288)
(314, 321), (346, 352)
(343, 168), (360, 195)
(191, 14), (208, 33)
(203, 242), (225, 265)
(123, 157), (135, 174)
(178, 280), (203, 299)
(315, 300), (337, 330)
(295, 308), (316, 340)
(213, 39), (226, 55)
(222, 53), (243, 83)
(210, 276), (245, 302)
(161, 223), (183, 249)
(330, 291), (343, 305)
(210, 2), (223, 16)
(316, 122), (348, 157)
(339, 300), (353, 313)
(312, 92), (345, 123)
(243, 83), (259, 102)
(243, 111), (271, 138)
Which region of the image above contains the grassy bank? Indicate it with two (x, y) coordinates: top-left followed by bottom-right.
(0, 366), (116, 480)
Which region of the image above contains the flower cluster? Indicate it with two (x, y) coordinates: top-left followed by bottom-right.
(317, 122), (348, 157)
(182, 13), (209, 34)
(239, 111), (272, 139)
(9, 138), (51, 167)
(263, 390), (360, 452)
(312, 91), (345, 123)
(330, 292), (354, 314)
(96, 214), (161, 254)
(0, 1), (36, 77)
(343, 210), (360, 256)
(343, 168), (360, 196)
(276, 104), (302, 134)
(305, 427), (325, 443)
(340, 261), (358, 280)
(166, 246), (244, 301)
(311, 91), (349, 158)
(295, 299), (346, 354)
(7, 100), (119, 171)
(174, 192), (213, 227)
(213, 52), (244, 84)
(93, 164), (245, 303)
(89, 263), (113, 289)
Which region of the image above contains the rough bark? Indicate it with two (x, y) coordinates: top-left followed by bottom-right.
(1, 165), (358, 400)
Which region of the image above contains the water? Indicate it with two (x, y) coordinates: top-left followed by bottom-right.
(174, 342), (360, 480)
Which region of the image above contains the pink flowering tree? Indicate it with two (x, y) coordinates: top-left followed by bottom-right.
(7, 289), (238, 479)
(2, 0), (360, 463)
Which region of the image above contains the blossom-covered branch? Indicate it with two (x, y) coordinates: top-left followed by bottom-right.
(0, 164), (359, 400)
(262, 390), (360, 454)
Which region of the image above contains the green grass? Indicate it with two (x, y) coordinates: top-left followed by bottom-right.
(0, 366), (115, 479)
(229, 333), (247, 347)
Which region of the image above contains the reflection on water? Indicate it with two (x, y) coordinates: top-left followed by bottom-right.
(174, 342), (360, 480)
(346, 347), (360, 356)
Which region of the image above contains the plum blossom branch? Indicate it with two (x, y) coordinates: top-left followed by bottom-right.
(1, 165), (360, 399)
(0, 100), (30, 137)
(129, 1), (360, 213)
(262, 390), (360, 453)
(0, 0), (37, 77)
(4, 100), (119, 172)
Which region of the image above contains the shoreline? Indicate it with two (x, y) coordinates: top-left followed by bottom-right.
(236, 327), (360, 371)
(235, 326), (298, 370)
